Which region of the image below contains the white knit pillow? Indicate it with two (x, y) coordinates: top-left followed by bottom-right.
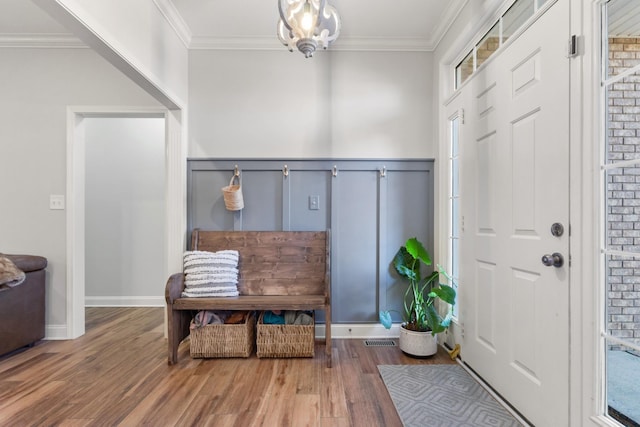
(181, 250), (240, 297)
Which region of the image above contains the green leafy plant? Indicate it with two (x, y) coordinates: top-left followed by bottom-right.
(379, 237), (456, 334)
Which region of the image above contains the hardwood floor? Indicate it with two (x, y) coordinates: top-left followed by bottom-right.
(0, 308), (455, 427)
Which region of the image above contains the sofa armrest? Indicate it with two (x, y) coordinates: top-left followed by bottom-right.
(5, 255), (47, 273)
(165, 273), (185, 305)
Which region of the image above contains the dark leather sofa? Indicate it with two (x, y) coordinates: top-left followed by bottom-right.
(0, 254), (47, 356)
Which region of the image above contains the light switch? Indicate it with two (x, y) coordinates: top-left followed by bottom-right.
(309, 195), (320, 210)
(50, 195), (65, 210)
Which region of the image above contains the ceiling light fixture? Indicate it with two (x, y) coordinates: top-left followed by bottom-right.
(277, 0), (341, 58)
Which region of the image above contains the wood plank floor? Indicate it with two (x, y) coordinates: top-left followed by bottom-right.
(0, 307), (455, 427)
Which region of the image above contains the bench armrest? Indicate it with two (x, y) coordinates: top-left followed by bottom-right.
(165, 273), (185, 305)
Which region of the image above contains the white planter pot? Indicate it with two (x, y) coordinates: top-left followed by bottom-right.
(399, 326), (438, 357)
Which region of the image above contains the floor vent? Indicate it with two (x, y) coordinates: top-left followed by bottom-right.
(364, 340), (396, 347)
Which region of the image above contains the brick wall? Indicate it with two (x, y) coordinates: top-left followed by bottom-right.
(607, 37), (640, 352)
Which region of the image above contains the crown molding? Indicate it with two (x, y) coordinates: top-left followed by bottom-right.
(168, 0), (469, 52)
(0, 33), (86, 48)
(153, 0), (192, 48)
(430, 0), (469, 49)
(4, 0), (469, 53)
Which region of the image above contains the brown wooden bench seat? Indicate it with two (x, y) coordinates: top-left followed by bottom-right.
(165, 229), (332, 367)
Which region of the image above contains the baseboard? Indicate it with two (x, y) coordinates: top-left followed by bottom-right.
(46, 320), (402, 340)
(315, 323), (401, 339)
(85, 296), (165, 307)
(45, 324), (69, 340)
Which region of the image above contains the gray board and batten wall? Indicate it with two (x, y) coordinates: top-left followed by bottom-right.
(187, 159), (435, 325)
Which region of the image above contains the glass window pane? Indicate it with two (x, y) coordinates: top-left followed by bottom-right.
(451, 236), (459, 317)
(604, 249), (640, 424)
(603, 2), (640, 426)
(451, 117), (460, 158)
(502, 0), (534, 44)
(607, 0), (640, 78)
(476, 22), (500, 69)
(604, 252), (640, 363)
(451, 197), (459, 238)
(536, 0), (548, 8)
(605, 168), (640, 254)
(606, 71), (640, 164)
(605, 332), (640, 425)
(450, 115), (461, 318)
(451, 238), (459, 278)
(456, 50), (474, 88)
(452, 159), (459, 197)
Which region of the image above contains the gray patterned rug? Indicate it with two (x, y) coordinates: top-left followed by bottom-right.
(378, 364), (523, 427)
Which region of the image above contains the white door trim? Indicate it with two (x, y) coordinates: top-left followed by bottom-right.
(65, 106), (186, 338)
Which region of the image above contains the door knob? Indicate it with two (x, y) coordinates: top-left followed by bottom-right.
(541, 253), (564, 268)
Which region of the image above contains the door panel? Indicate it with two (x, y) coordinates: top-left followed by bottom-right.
(460, 2), (570, 426)
(476, 132), (498, 234)
(512, 114), (538, 234)
(475, 260), (497, 351)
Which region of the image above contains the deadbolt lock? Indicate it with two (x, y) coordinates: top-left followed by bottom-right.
(551, 223), (564, 237)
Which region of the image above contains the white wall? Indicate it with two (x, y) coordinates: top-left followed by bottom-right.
(189, 50), (435, 158)
(84, 117), (165, 306)
(35, 0), (188, 109)
(0, 48), (162, 330)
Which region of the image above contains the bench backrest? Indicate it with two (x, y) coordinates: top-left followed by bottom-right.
(190, 229), (330, 297)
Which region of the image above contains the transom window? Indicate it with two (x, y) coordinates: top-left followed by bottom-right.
(454, 0), (549, 89)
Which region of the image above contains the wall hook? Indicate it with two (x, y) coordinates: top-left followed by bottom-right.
(283, 164), (289, 177)
(380, 166), (386, 178)
(234, 165), (240, 177)
(333, 165), (338, 177)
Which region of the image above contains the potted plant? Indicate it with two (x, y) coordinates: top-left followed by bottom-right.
(379, 237), (456, 356)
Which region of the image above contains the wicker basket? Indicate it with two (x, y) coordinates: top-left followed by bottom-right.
(221, 174), (244, 211)
(190, 311), (255, 358)
(256, 311), (315, 358)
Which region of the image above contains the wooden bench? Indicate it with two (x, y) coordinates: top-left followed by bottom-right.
(165, 229), (332, 367)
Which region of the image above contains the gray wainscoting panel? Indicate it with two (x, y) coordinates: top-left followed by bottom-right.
(332, 170), (379, 323)
(240, 170), (282, 231)
(187, 159), (434, 325)
(382, 170), (434, 324)
(289, 170), (331, 232)
(191, 169), (235, 231)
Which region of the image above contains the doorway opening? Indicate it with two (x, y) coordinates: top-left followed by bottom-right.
(84, 116), (165, 309)
(66, 107), (184, 339)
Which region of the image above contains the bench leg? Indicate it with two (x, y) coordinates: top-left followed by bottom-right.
(167, 306), (189, 365)
(325, 306), (332, 368)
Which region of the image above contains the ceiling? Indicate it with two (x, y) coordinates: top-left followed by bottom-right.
(167, 0), (466, 50)
(608, 0), (640, 37)
(0, 0), (467, 51)
(3, 0), (640, 51)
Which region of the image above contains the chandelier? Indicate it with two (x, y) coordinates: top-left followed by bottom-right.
(277, 0), (341, 58)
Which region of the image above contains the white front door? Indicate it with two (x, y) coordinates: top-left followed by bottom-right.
(459, 2), (570, 425)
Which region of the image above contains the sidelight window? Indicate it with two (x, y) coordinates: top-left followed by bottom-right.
(601, 0), (640, 425)
(449, 114), (461, 317)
